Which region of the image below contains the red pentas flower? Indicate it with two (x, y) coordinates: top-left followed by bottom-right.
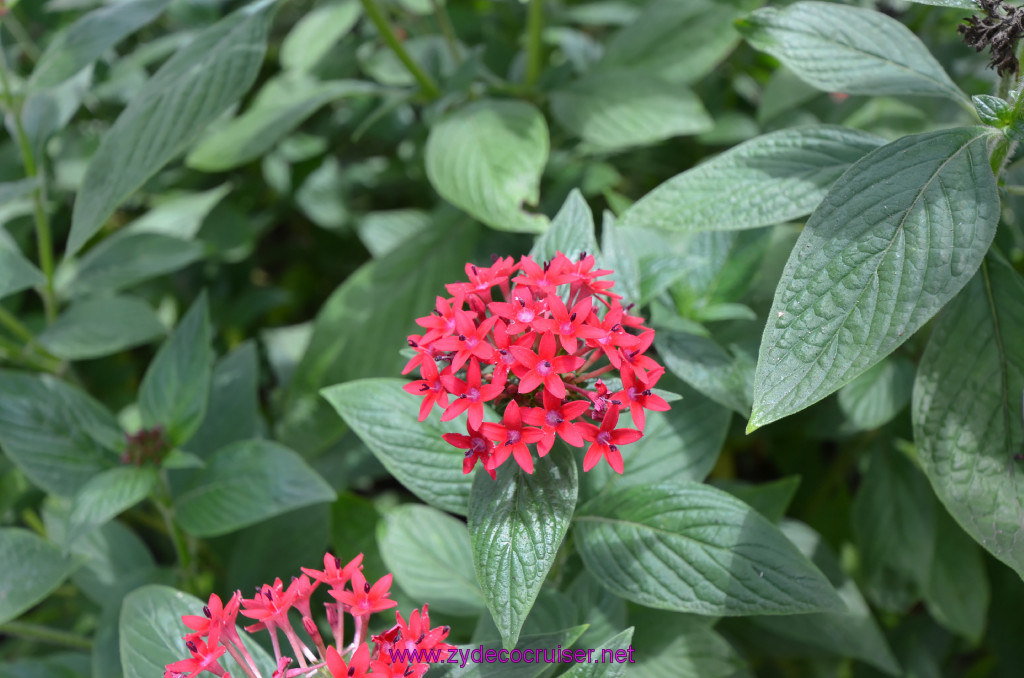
(166, 553), (448, 678)
(403, 251), (668, 476)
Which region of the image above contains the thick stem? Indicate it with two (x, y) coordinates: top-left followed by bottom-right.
(360, 0), (441, 99)
(0, 45), (57, 323)
(0, 621), (92, 650)
(524, 0), (544, 87)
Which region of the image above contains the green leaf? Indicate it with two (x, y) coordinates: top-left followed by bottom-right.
(530, 189), (599, 263)
(320, 378), (475, 515)
(656, 330), (754, 415)
(630, 611), (742, 678)
(973, 94), (1013, 128)
(717, 476), (801, 524)
(356, 209), (432, 258)
(122, 184), (233, 239)
(925, 509), (989, 643)
(748, 520), (901, 675)
(737, 2), (967, 103)
(574, 482), (843, 615)
(425, 99), (550, 233)
(851, 445), (937, 612)
(120, 585), (274, 678)
(618, 126), (884, 233)
(600, 0), (741, 84)
(38, 295), (166, 360)
(186, 341), (262, 456)
(378, 504), (485, 616)
(550, 70), (712, 152)
(837, 356), (915, 431)
(67, 467), (158, 542)
(187, 76), (379, 172)
(279, 219), (477, 454)
(172, 439), (335, 537)
(0, 654), (90, 678)
(56, 233), (204, 299)
(139, 293), (213, 446)
(432, 626), (587, 678)
(0, 177), (39, 206)
(227, 504), (330, 593)
(0, 238), (46, 300)
(296, 156), (348, 230)
(469, 445), (577, 648)
(567, 570), (627, 651)
(904, 0), (976, 7)
(28, 0), (170, 91)
(0, 371), (120, 496)
(560, 628), (635, 678)
(0, 528), (76, 624)
(67, 0), (275, 255)
(280, 0), (361, 72)
(913, 259), (1024, 579)
(749, 127), (999, 431)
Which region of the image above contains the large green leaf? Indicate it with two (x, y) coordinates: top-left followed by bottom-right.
(187, 75), (380, 172)
(280, 0), (361, 72)
(28, 0), (170, 90)
(530, 189), (599, 263)
(0, 528), (76, 624)
(138, 293), (213, 446)
(913, 259), (1024, 579)
(67, 466), (158, 543)
(925, 509), (989, 643)
(321, 378), (475, 515)
(67, 0), (275, 254)
(600, 0), (741, 84)
(468, 445), (577, 648)
(186, 341), (262, 457)
(172, 439), (335, 537)
(618, 126), (883, 233)
(749, 127), (999, 431)
(279, 219), (477, 454)
(737, 1), (967, 103)
(629, 612), (741, 678)
(0, 371), (119, 496)
(377, 504), (484, 616)
(425, 99), (550, 233)
(837, 356), (915, 431)
(38, 295), (166, 360)
(656, 330), (753, 416)
(550, 70), (711, 152)
(56, 233), (204, 299)
(120, 585), (275, 678)
(574, 482), (843, 615)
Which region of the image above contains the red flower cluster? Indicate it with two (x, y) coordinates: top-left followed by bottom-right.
(165, 552), (453, 678)
(404, 252), (669, 476)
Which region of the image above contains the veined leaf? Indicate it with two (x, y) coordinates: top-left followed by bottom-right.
(38, 295), (166, 361)
(67, 466), (158, 542)
(425, 99), (550, 234)
(68, 0), (275, 254)
(913, 259), (1024, 579)
(619, 126), (884, 233)
(0, 529), (75, 624)
(749, 127), (999, 430)
(530, 189), (599, 263)
(738, 2), (967, 103)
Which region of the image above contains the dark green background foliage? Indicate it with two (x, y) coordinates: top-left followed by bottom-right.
(1, 0), (1023, 676)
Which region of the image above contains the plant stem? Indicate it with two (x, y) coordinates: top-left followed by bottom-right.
(0, 621), (93, 650)
(524, 0), (544, 87)
(0, 44), (58, 324)
(360, 0), (441, 99)
(153, 475), (193, 577)
(3, 14), (41, 63)
(431, 0), (461, 62)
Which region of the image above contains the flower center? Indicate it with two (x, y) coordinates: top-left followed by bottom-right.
(470, 437), (488, 454)
(466, 387), (480, 402)
(516, 308), (535, 324)
(545, 410), (563, 427)
(597, 431), (612, 446)
(560, 322), (573, 335)
(537, 360), (552, 376)
(506, 429), (522, 444)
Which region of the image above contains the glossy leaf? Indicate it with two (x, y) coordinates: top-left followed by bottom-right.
(749, 128), (999, 430)
(619, 126), (883, 233)
(574, 482), (843, 615)
(469, 445), (577, 648)
(0, 528), (75, 624)
(138, 293), (213, 446)
(378, 504), (485, 616)
(530, 189), (598, 263)
(425, 99), (550, 233)
(67, 466), (158, 542)
(321, 378), (475, 515)
(68, 0), (275, 254)
(738, 2), (967, 103)
(0, 371), (120, 496)
(913, 259), (1024, 579)
(172, 439), (335, 537)
(551, 70), (712, 152)
(38, 295), (166, 360)
(28, 0), (170, 90)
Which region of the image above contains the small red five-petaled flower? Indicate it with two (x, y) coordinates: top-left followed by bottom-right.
(404, 251), (670, 477)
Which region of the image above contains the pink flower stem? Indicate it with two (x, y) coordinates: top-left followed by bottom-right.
(224, 627), (264, 678)
(280, 622), (311, 669)
(579, 364), (615, 381)
(344, 614), (368, 656)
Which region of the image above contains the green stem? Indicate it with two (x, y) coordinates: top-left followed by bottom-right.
(431, 0), (461, 62)
(0, 323), (60, 372)
(524, 0), (544, 87)
(3, 14), (41, 63)
(360, 0), (441, 99)
(0, 43), (58, 324)
(0, 303), (35, 344)
(0, 621), (92, 650)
